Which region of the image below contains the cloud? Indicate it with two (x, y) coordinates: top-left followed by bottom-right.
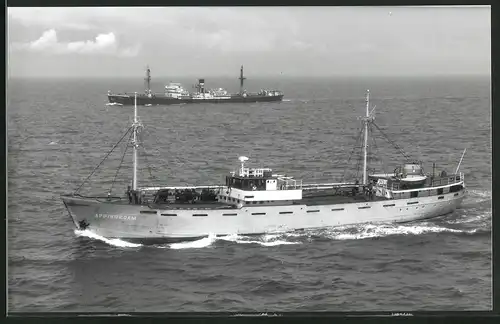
(11, 29), (140, 57)
(7, 7), (491, 77)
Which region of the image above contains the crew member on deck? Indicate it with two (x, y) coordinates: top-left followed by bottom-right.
(126, 185), (132, 204)
(368, 182), (374, 200)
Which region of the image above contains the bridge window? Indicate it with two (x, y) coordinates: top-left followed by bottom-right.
(437, 188), (443, 195)
(410, 191), (418, 198)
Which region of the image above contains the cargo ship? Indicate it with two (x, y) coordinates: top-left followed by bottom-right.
(62, 90), (467, 244)
(107, 66), (284, 106)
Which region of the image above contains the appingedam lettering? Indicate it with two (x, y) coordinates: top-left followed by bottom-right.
(95, 213), (137, 221)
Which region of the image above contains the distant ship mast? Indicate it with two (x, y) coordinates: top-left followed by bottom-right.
(239, 65), (246, 95)
(144, 65), (151, 95)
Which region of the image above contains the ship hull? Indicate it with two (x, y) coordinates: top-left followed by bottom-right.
(107, 94), (284, 106)
(62, 188), (466, 244)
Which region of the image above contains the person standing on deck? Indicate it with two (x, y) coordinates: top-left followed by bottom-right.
(368, 182), (374, 200)
(126, 185), (132, 204)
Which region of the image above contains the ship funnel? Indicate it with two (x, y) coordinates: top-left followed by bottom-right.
(239, 156), (249, 163)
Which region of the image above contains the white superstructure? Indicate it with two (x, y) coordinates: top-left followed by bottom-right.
(165, 83), (190, 98)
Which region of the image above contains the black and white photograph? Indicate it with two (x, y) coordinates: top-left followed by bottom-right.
(7, 5), (491, 313)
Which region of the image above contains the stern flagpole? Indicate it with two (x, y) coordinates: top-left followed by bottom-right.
(455, 148), (467, 175)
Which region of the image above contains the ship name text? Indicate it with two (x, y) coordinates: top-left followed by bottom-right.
(95, 213), (137, 221)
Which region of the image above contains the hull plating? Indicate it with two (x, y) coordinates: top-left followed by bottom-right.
(62, 189), (466, 242)
(107, 94), (284, 106)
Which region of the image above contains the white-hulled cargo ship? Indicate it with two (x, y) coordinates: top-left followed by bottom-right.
(62, 90), (466, 243)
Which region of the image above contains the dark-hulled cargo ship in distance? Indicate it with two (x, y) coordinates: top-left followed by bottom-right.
(107, 66), (284, 106)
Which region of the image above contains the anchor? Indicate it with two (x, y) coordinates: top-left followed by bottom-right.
(78, 219), (89, 230)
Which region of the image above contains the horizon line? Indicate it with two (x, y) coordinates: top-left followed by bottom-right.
(8, 73), (491, 80)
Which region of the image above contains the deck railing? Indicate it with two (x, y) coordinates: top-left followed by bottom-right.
(280, 178), (303, 190)
(385, 172), (464, 191)
(429, 172), (463, 187)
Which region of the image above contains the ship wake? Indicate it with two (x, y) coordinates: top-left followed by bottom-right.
(311, 222), (480, 241)
(464, 189), (491, 205)
(167, 233), (301, 250)
(73, 230), (300, 250)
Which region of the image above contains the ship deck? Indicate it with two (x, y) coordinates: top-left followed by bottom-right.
(74, 191), (388, 209)
(302, 193), (388, 205)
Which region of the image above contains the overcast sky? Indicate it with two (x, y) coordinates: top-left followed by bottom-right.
(7, 6), (490, 78)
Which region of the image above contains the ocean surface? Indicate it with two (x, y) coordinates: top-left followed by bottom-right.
(7, 75), (491, 312)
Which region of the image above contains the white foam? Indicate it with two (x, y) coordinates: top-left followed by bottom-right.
(257, 240), (300, 246)
(169, 233), (218, 250)
(218, 233), (301, 246)
(74, 229), (142, 248)
(466, 189), (492, 204)
(323, 223), (477, 241)
(468, 189), (491, 198)
(446, 211), (492, 225)
(262, 234), (282, 241)
(230, 239), (300, 246)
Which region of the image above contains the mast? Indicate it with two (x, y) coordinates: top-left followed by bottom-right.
(239, 65), (246, 95)
(132, 92), (139, 190)
(363, 90), (370, 185)
(144, 65), (151, 94)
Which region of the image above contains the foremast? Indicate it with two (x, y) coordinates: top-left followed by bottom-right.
(362, 89), (375, 185)
(132, 92), (142, 190)
(144, 65), (151, 95)
(239, 65), (246, 95)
